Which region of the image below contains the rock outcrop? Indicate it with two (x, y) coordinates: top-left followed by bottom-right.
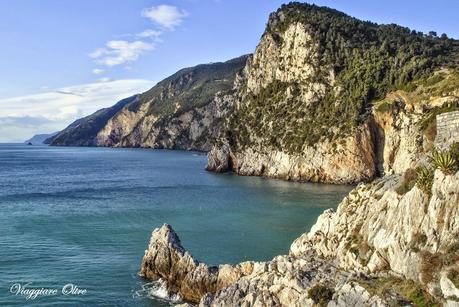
(140, 169), (459, 306)
(293, 170), (459, 289)
(207, 121), (377, 184)
(139, 224), (255, 303)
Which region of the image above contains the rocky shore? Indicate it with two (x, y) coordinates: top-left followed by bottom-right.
(140, 169), (459, 306)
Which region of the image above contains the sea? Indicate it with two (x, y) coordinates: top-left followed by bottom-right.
(0, 144), (351, 306)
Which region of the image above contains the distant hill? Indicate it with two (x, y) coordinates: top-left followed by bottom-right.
(45, 95), (139, 146)
(25, 132), (58, 145)
(48, 55), (248, 150)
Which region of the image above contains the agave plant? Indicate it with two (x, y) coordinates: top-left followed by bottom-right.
(431, 148), (458, 175)
(416, 165), (434, 195)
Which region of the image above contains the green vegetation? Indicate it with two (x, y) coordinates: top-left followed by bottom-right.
(228, 2), (458, 151)
(419, 101), (459, 132)
(307, 284), (334, 306)
(396, 144), (458, 196)
(395, 165), (434, 196)
(129, 55), (248, 119)
(356, 276), (441, 307)
(49, 56), (248, 146)
(416, 166), (435, 195)
(431, 148), (458, 174)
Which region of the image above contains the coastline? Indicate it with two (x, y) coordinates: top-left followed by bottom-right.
(140, 170), (459, 306)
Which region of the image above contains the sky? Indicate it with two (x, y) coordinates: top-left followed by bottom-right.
(0, 0), (458, 142)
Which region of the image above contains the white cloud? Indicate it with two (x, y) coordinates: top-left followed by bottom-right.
(136, 29), (162, 38)
(92, 68), (105, 74)
(97, 77), (111, 83)
(90, 40), (154, 67)
(0, 79), (154, 142)
(141, 5), (188, 30)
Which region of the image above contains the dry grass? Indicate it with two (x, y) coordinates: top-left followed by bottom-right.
(420, 251), (443, 284)
(356, 276), (441, 307)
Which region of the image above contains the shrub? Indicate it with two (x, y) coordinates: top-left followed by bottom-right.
(416, 166), (435, 195)
(410, 232), (428, 252)
(450, 142), (459, 161)
(422, 73), (445, 87)
(447, 268), (459, 288)
(406, 284), (441, 307)
(420, 251), (443, 284)
(423, 120), (437, 144)
(431, 148), (458, 174)
(421, 246), (459, 285)
(308, 284), (334, 306)
(375, 100), (394, 113)
(396, 168), (418, 195)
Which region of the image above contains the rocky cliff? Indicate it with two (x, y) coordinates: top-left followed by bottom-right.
(140, 166), (459, 306)
(48, 56), (247, 150)
(207, 3), (459, 184)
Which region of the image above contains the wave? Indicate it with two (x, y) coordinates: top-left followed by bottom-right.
(135, 279), (182, 304)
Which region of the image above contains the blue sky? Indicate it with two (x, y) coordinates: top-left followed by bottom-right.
(0, 0), (458, 142)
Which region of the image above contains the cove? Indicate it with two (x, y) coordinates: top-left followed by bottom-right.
(0, 144), (351, 306)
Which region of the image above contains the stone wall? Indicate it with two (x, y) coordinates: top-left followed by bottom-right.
(436, 110), (459, 148)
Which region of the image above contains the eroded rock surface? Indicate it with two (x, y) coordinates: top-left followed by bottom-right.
(139, 224), (254, 303)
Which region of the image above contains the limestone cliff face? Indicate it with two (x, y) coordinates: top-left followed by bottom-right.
(207, 21), (377, 184)
(47, 95), (139, 146)
(140, 169), (459, 306)
(208, 124), (376, 184)
(292, 170), (459, 293)
(96, 92), (236, 151)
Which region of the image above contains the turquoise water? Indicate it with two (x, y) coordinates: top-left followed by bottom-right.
(0, 144), (351, 306)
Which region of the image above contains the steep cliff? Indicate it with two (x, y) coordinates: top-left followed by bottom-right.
(207, 2), (459, 184)
(140, 167), (459, 306)
(49, 56), (247, 150)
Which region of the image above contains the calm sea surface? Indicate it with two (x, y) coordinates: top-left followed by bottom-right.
(0, 144), (351, 306)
